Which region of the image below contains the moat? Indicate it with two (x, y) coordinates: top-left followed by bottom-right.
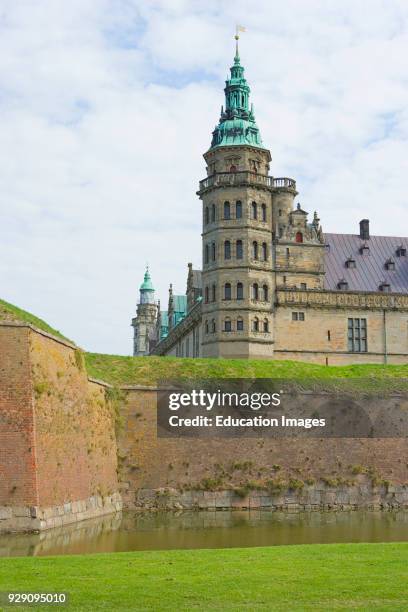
(1, 510), (408, 557)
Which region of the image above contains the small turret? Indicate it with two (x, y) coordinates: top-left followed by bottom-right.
(131, 266), (158, 356)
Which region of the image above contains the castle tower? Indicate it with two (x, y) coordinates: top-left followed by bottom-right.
(197, 36), (298, 359)
(131, 267), (158, 356)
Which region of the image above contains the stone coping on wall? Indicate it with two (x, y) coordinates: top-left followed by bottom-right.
(133, 484), (408, 513)
(0, 492), (123, 533)
(0, 321), (78, 350)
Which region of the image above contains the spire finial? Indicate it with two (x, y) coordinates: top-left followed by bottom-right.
(234, 25), (245, 64)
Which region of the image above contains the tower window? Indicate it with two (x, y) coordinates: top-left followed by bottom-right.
(262, 242), (267, 261)
(205, 207), (209, 225)
(253, 317), (259, 332)
(212, 284), (216, 302)
(236, 239), (243, 259)
(252, 283), (259, 300)
(237, 318), (244, 331)
(261, 204), (266, 222)
(348, 318), (367, 352)
(263, 319), (269, 332)
(236, 200), (242, 219)
(211, 242), (216, 261)
(279, 209), (282, 217)
(252, 202), (257, 220)
(237, 282), (244, 300)
(295, 232), (303, 243)
(224, 240), (231, 260)
(205, 320), (209, 334)
(211, 319), (216, 333)
(229, 165), (237, 173)
(205, 286), (209, 303)
(252, 241), (258, 260)
(263, 285), (268, 301)
(224, 318), (232, 332)
(224, 201), (231, 220)
(224, 283), (232, 300)
(205, 244), (209, 264)
(211, 204), (216, 222)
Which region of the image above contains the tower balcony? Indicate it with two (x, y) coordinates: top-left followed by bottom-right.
(198, 172), (296, 195)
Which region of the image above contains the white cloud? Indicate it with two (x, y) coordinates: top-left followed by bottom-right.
(1, 0), (408, 353)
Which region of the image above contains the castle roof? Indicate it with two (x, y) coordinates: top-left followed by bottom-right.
(140, 268), (154, 291)
(209, 43), (265, 151)
(324, 232), (408, 293)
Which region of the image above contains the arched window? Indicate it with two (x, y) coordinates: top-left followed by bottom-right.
(229, 165), (237, 173)
(263, 319), (269, 332)
(253, 283), (259, 300)
(236, 201), (242, 219)
(205, 207), (209, 225)
(252, 241), (258, 260)
(261, 204), (266, 222)
(263, 285), (268, 301)
(237, 317), (244, 331)
(253, 317), (259, 332)
(224, 240), (231, 260)
(211, 242), (216, 261)
(211, 204), (216, 222)
(236, 240), (243, 259)
(296, 232), (303, 243)
(205, 286), (209, 303)
(224, 283), (231, 300)
(205, 320), (209, 334)
(262, 242), (267, 261)
(205, 244), (209, 264)
(224, 201), (231, 220)
(212, 284), (216, 302)
(252, 202), (257, 219)
(224, 318), (232, 332)
(237, 282), (243, 300)
(211, 319), (216, 333)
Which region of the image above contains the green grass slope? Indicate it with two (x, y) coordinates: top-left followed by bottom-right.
(0, 298), (73, 343)
(85, 352), (408, 387)
(0, 543), (407, 610)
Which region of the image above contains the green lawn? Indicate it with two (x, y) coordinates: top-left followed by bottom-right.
(85, 352), (408, 388)
(0, 543), (407, 610)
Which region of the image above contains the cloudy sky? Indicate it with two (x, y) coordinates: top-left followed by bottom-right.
(1, 0), (408, 355)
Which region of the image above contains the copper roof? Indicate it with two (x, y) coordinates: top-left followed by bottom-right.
(323, 233), (408, 293)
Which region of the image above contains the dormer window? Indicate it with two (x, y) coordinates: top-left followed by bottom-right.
(337, 279), (349, 290)
(396, 245), (406, 257)
(359, 243), (370, 255)
(385, 259), (395, 271)
(379, 281), (391, 292)
(345, 257), (356, 269)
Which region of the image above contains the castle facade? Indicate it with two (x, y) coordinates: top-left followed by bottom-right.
(131, 43), (408, 365)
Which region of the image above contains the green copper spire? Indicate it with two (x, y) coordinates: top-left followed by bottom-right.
(140, 266), (154, 292)
(210, 37), (265, 150)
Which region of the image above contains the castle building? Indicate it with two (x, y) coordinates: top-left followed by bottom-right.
(131, 40), (408, 365)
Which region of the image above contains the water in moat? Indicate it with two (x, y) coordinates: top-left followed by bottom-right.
(1, 510), (408, 557)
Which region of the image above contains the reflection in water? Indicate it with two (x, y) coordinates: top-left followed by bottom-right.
(1, 510), (408, 557)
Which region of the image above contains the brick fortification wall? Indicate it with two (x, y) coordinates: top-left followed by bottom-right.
(0, 323), (122, 532)
(118, 388), (408, 510)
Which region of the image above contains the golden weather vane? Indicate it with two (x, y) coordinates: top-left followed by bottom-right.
(235, 25), (246, 56)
